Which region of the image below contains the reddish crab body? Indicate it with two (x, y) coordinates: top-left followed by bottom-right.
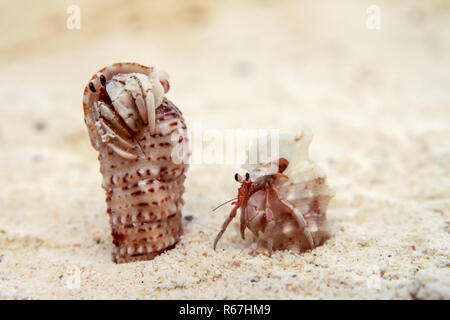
(214, 158), (315, 255)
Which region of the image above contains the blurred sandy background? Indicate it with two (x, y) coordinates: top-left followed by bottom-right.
(0, 0), (449, 299)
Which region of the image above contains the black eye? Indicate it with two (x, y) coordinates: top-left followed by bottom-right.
(234, 173), (239, 182)
(100, 74), (106, 86)
(88, 82), (96, 93)
(245, 173), (250, 181)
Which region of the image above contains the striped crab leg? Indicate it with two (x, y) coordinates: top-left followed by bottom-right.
(92, 101), (139, 160)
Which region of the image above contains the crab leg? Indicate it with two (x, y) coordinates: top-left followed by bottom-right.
(93, 101), (139, 160)
(107, 144), (138, 160)
(98, 119), (135, 149)
(125, 74), (149, 125)
(151, 74), (165, 110)
(125, 73), (158, 134)
(141, 75), (157, 134)
(272, 173), (289, 180)
(213, 205), (239, 250)
(240, 206), (247, 240)
(264, 187), (276, 256)
(269, 183), (314, 250)
(249, 235), (264, 256)
(96, 101), (133, 139)
(106, 78), (142, 133)
(144, 90), (156, 135)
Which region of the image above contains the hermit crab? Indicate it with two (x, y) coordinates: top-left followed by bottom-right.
(83, 62), (189, 263)
(213, 129), (334, 255)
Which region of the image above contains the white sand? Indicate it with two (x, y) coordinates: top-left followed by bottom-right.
(0, 0), (449, 299)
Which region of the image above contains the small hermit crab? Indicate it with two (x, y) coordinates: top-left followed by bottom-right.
(83, 62), (189, 263)
(213, 129), (334, 255)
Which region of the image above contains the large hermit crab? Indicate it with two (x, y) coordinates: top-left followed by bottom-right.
(83, 62), (189, 263)
(213, 129), (334, 255)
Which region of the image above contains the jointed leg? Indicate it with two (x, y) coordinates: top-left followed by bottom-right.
(264, 187), (276, 256)
(240, 206), (246, 240)
(248, 234), (264, 256)
(264, 219), (276, 256)
(269, 183), (314, 250)
(125, 75), (149, 125)
(125, 73), (157, 134)
(93, 101), (139, 160)
(213, 205), (239, 250)
(272, 173), (289, 180)
(106, 78), (141, 133)
(96, 101), (132, 139)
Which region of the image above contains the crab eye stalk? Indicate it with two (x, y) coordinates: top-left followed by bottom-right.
(245, 172), (250, 181)
(234, 173), (243, 182)
(100, 74), (106, 86)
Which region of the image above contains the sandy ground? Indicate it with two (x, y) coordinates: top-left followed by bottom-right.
(0, 0), (449, 299)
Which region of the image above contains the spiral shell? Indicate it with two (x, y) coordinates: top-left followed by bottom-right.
(82, 62), (189, 263)
(243, 129), (334, 251)
(277, 130), (334, 248)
